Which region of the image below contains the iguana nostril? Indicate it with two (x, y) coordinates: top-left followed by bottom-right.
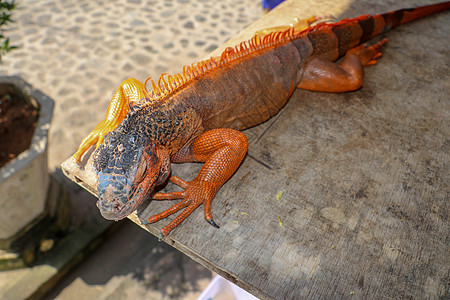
(113, 203), (121, 212)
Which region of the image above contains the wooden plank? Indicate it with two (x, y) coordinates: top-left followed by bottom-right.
(62, 0), (450, 299)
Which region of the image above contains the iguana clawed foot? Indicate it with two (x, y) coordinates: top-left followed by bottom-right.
(347, 38), (389, 66)
(143, 175), (221, 238)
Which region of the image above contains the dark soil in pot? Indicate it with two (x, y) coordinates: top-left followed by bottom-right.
(0, 92), (39, 167)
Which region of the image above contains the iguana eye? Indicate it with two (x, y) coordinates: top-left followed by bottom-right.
(134, 157), (147, 183)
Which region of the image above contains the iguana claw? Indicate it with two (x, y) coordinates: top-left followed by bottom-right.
(207, 218), (220, 228)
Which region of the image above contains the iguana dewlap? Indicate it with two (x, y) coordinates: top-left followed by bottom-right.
(73, 2), (450, 238)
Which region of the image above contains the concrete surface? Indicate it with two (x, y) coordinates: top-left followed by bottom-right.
(0, 0), (263, 299)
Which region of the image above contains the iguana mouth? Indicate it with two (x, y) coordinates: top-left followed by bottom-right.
(96, 196), (128, 220)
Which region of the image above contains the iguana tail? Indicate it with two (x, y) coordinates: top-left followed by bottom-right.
(302, 1), (450, 58)
(359, 1), (450, 43)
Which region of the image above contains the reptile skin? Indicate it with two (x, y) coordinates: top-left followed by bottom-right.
(73, 2), (450, 238)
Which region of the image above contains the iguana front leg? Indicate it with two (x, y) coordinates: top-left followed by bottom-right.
(143, 128), (248, 238)
(297, 38), (388, 92)
(73, 78), (147, 163)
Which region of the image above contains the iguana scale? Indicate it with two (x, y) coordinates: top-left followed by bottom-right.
(73, 2), (450, 238)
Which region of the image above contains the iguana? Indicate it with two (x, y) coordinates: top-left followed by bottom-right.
(73, 2), (450, 238)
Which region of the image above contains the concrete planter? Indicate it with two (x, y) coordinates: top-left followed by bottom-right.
(0, 76), (54, 244)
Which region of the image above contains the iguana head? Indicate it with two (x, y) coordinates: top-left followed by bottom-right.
(92, 130), (170, 220)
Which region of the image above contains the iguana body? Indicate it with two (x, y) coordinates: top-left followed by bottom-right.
(74, 2), (450, 238)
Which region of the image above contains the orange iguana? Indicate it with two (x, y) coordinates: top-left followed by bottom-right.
(73, 2), (450, 238)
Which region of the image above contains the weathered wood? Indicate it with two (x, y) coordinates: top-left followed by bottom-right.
(62, 0), (450, 299)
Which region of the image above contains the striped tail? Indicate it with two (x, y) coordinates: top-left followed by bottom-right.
(313, 1), (450, 58)
(359, 1), (450, 43)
